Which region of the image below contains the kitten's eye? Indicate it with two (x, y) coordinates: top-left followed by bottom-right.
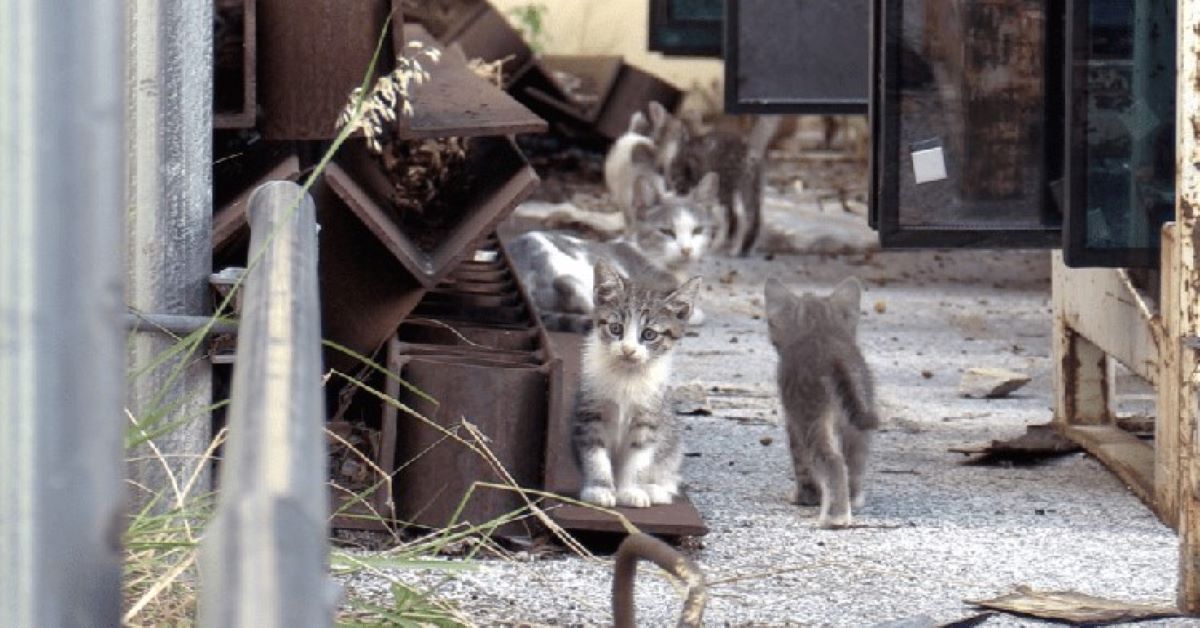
(658, 228), (674, 237)
(608, 322), (624, 337)
(641, 328), (658, 342)
(692, 226), (703, 235)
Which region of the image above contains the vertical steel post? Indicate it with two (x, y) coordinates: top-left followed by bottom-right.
(198, 182), (332, 628)
(0, 0), (127, 625)
(125, 0), (215, 509)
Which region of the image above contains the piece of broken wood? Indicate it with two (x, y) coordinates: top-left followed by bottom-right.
(968, 585), (1178, 624)
(958, 367), (1031, 398)
(950, 423), (1081, 463)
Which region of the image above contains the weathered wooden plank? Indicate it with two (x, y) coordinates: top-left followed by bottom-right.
(1052, 252), (1161, 383)
(1157, 223), (1182, 528)
(1175, 0), (1200, 610)
(1052, 254), (1117, 426)
(1059, 425), (1156, 511)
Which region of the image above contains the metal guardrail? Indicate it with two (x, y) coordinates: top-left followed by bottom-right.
(198, 181), (333, 628)
(0, 0), (127, 626)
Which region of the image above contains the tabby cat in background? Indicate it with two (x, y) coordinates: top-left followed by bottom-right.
(765, 277), (879, 528)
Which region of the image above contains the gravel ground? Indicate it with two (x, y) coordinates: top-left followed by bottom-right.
(342, 242), (1193, 626)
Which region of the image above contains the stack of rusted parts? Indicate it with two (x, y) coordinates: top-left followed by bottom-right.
(404, 0), (683, 142)
(210, 0), (563, 535)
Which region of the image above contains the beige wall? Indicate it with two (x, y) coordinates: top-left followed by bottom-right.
(490, 0), (723, 90)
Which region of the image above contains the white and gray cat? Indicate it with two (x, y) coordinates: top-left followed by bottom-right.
(765, 277), (879, 528)
(654, 104), (766, 257)
(571, 260), (700, 507)
(509, 172), (717, 330)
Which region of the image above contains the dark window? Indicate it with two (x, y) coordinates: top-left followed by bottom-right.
(725, 0), (870, 113)
(870, 0), (1064, 248)
(1063, 0), (1175, 267)
(648, 0), (723, 57)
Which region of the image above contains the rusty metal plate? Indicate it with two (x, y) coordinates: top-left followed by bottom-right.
(399, 24), (547, 139)
(326, 136), (539, 289)
(257, 0), (393, 140)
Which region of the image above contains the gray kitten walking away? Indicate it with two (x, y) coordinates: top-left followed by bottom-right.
(765, 277), (879, 528)
(571, 260), (700, 507)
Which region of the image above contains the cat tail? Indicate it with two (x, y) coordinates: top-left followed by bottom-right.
(538, 311), (594, 334)
(833, 361), (879, 430)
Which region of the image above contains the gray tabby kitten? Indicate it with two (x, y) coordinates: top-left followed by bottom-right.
(572, 260), (700, 507)
(765, 277), (879, 528)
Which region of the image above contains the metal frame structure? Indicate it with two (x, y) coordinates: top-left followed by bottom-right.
(647, 0), (723, 57)
(1051, 0), (1200, 610)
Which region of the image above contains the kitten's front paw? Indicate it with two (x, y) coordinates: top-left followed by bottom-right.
(616, 486), (652, 508)
(818, 511), (852, 529)
(580, 486), (617, 507)
(644, 484), (675, 505)
(851, 492), (866, 510)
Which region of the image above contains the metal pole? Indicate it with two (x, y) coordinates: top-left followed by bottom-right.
(0, 0), (127, 625)
(198, 182), (332, 628)
(125, 0), (215, 510)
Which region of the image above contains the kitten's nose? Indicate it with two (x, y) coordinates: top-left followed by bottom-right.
(681, 247), (693, 259)
(621, 344), (638, 358)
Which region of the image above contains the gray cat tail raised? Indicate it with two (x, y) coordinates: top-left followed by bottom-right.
(833, 361), (879, 430)
(613, 533), (707, 628)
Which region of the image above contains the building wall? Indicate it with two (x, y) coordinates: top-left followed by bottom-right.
(490, 0), (723, 90)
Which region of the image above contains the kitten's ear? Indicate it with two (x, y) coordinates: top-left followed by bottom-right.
(830, 277), (863, 321)
(664, 276), (702, 321)
(691, 172), (720, 204)
(631, 175), (660, 215)
(764, 277), (794, 321)
(593, 260), (625, 306)
(648, 101), (670, 132)
(629, 111), (650, 135)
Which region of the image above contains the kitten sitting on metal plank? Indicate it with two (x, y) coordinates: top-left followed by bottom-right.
(765, 277), (879, 528)
(571, 260), (700, 508)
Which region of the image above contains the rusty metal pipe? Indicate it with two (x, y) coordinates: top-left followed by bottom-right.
(124, 313), (239, 336)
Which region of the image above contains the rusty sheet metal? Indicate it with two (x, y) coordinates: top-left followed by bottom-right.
(257, 0), (393, 140)
(326, 136), (539, 289)
(526, 56), (682, 141)
(333, 234), (562, 535)
(313, 178), (427, 375)
(399, 24), (547, 139)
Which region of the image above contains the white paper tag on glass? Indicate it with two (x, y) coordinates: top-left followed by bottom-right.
(911, 145), (948, 184)
(473, 249), (499, 263)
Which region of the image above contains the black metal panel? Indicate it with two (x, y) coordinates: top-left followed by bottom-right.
(648, 0), (723, 57)
(1062, 0), (1175, 268)
(870, 0), (1064, 248)
(725, 0), (869, 114)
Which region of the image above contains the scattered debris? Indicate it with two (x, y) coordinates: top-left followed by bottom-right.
(672, 383), (713, 416)
(719, 269), (739, 284)
(950, 423), (1081, 464)
(874, 300), (887, 314)
(968, 585), (1179, 624)
(1117, 414), (1155, 436)
(920, 369), (934, 379)
(759, 435), (774, 446)
(958, 367), (1031, 398)
(868, 613), (994, 628)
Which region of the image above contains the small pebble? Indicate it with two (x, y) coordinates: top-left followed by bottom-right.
(760, 435), (774, 446)
(921, 370), (934, 379)
(874, 300), (887, 314)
